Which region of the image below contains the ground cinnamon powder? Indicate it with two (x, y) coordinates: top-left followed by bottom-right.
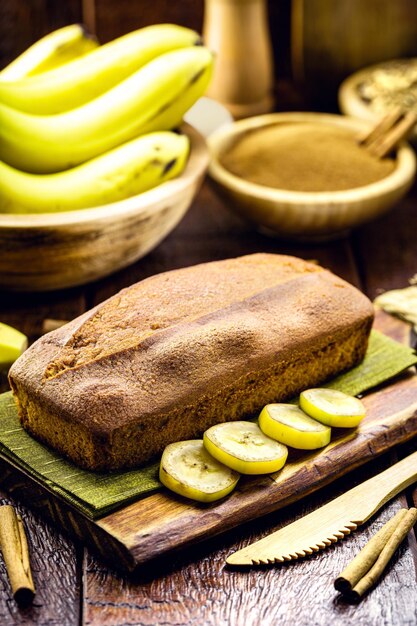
(221, 122), (396, 192)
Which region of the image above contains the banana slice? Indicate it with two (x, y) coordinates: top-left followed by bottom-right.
(258, 403), (331, 449)
(299, 388), (366, 428)
(0, 322), (28, 367)
(159, 440), (240, 503)
(203, 421), (288, 475)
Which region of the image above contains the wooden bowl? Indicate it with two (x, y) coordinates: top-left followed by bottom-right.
(208, 112), (416, 240)
(339, 60), (417, 143)
(0, 124), (208, 291)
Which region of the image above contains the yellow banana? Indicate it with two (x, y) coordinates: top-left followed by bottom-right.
(0, 131), (189, 214)
(0, 46), (213, 174)
(0, 24), (201, 114)
(138, 64), (215, 136)
(0, 24), (98, 81)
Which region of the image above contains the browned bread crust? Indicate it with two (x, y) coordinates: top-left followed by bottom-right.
(8, 254), (374, 471)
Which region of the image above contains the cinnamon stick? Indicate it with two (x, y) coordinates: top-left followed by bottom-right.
(334, 508), (408, 593)
(335, 508), (417, 602)
(358, 106), (403, 148)
(0, 505), (35, 605)
(349, 507), (417, 602)
(370, 111), (417, 159)
(358, 108), (417, 160)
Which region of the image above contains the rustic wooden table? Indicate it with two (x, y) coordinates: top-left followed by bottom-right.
(1, 169), (417, 625)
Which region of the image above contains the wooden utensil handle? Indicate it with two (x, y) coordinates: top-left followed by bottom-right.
(357, 451), (417, 522)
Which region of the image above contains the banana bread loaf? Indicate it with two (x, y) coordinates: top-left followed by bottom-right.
(9, 254), (374, 471)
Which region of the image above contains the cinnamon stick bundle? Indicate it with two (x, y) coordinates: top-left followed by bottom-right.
(0, 505), (35, 605)
(335, 507), (417, 602)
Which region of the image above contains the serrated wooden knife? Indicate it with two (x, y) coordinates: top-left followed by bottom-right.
(227, 450), (417, 566)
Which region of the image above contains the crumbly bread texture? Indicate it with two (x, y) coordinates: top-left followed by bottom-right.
(9, 254), (374, 471)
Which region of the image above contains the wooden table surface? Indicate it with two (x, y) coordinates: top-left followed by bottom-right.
(1, 145), (417, 625)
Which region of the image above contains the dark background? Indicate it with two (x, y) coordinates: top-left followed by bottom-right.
(2, 0), (417, 109)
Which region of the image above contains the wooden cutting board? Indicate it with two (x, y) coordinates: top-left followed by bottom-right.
(0, 311), (416, 573)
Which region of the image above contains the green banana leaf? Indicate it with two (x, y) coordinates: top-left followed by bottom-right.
(0, 329), (415, 520)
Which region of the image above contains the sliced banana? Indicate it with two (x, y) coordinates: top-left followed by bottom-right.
(203, 421), (288, 475)
(159, 440), (240, 503)
(299, 388), (366, 428)
(258, 403), (331, 449)
(0, 322), (28, 367)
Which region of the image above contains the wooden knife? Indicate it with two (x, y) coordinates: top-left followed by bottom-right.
(227, 450), (417, 566)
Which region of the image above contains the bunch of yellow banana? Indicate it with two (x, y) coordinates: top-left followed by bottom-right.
(0, 24), (213, 213)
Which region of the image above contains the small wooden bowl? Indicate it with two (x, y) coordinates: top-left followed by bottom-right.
(339, 60), (417, 143)
(208, 112), (416, 240)
(0, 124), (208, 291)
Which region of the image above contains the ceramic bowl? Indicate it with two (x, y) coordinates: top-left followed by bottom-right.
(0, 124), (209, 291)
(208, 112), (416, 240)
